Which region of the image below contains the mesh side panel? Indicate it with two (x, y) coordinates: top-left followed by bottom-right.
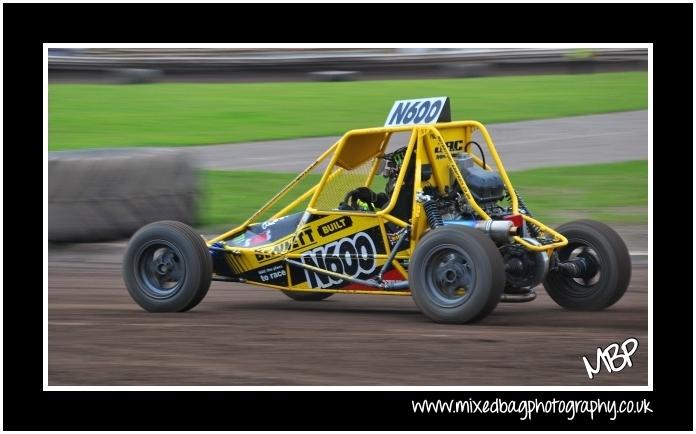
(313, 159), (379, 210)
(249, 173), (321, 223)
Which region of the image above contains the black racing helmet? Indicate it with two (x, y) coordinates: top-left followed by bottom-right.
(380, 146), (408, 197)
(381, 146), (407, 177)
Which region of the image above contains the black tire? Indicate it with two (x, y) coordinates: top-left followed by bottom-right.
(543, 219), (631, 310)
(281, 290), (333, 301)
(409, 226), (505, 324)
(49, 149), (198, 242)
(123, 221), (212, 312)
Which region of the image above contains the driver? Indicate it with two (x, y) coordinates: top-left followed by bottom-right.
(338, 186), (389, 211)
(337, 146), (407, 212)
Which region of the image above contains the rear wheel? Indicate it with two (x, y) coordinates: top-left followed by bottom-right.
(281, 290), (333, 301)
(123, 221), (212, 312)
(543, 219), (631, 310)
(409, 226), (505, 324)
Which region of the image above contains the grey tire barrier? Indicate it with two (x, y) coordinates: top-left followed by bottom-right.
(49, 149), (198, 242)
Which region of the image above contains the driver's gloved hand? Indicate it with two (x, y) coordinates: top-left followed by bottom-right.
(353, 187), (378, 204)
(375, 192), (389, 209)
(341, 187), (386, 211)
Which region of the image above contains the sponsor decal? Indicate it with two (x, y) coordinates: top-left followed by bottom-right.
(301, 231), (377, 289)
(433, 138), (464, 159)
(245, 229), (271, 247)
(260, 215), (289, 230)
(437, 139), (464, 153)
(254, 263), (288, 286)
(341, 269), (407, 292)
(317, 216), (353, 237)
(254, 227), (316, 263)
(385, 97), (451, 127)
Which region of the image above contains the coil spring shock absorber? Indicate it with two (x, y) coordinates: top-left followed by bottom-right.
(510, 191), (539, 237)
(416, 191), (443, 229)
(516, 192), (530, 214)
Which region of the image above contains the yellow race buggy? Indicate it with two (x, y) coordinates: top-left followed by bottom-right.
(122, 97), (631, 323)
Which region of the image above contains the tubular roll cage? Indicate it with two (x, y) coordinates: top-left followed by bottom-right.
(208, 121), (568, 255)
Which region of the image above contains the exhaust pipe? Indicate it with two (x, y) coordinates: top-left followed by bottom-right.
(444, 219), (517, 244)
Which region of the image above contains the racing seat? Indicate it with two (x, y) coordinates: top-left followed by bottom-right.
(386, 149), (416, 224)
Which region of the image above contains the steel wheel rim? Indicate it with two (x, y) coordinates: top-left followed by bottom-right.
(423, 245), (475, 308)
(134, 240), (186, 300)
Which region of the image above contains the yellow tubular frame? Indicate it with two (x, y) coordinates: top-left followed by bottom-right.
(364, 132), (391, 187)
(207, 121), (566, 256)
(207, 141), (339, 244)
(270, 167), (346, 219)
(304, 128), (416, 224)
(421, 123), (567, 252)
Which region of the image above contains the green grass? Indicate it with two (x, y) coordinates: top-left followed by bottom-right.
(200, 171), (322, 227)
(49, 72), (647, 150)
(200, 160), (648, 229)
(507, 160), (647, 225)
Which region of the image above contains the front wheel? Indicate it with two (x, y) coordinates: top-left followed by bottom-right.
(123, 221), (212, 312)
(409, 226), (505, 324)
(543, 219), (631, 310)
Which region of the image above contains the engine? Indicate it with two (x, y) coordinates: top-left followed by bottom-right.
(380, 146), (549, 297)
(453, 152), (505, 205)
(417, 152), (549, 296)
(421, 152), (507, 221)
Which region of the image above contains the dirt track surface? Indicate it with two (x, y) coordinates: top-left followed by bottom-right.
(48, 242), (648, 386)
